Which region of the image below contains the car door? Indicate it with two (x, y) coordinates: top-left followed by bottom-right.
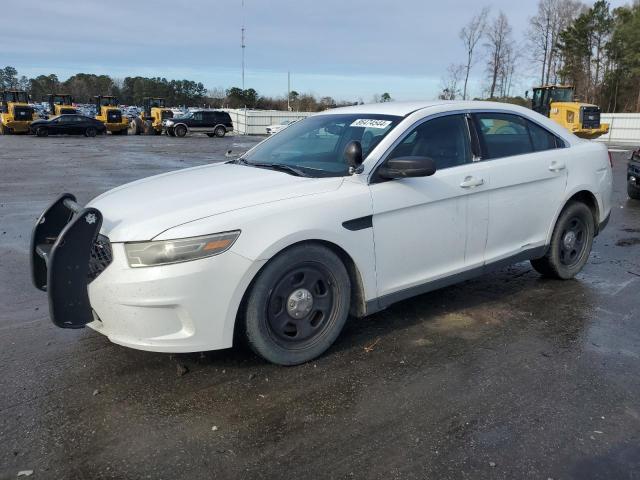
(471, 112), (569, 262)
(190, 111), (204, 131)
(369, 113), (490, 299)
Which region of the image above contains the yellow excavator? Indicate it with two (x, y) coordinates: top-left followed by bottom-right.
(129, 97), (173, 135)
(94, 96), (129, 135)
(0, 90), (37, 134)
(530, 85), (609, 139)
(47, 94), (76, 116)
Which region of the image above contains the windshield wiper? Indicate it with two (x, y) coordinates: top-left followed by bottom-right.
(231, 158), (308, 177)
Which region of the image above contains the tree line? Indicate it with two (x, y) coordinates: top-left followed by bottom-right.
(443, 0), (640, 112)
(0, 66), (387, 111)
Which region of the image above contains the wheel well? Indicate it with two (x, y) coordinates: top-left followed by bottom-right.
(237, 239), (368, 330)
(567, 190), (600, 231)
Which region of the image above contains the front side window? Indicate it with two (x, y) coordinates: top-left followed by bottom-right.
(386, 114), (471, 170)
(241, 114), (401, 177)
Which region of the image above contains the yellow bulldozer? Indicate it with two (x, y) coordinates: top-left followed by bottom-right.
(0, 90), (37, 134)
(129, 97), (173, 135)
(94, 95), (129, 135)
(530, 85), (609, 139)
(47, 94), (76, 116)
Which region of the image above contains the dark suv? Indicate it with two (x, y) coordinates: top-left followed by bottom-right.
(164, 110), (233, 138)
(628, 147), (640, 200)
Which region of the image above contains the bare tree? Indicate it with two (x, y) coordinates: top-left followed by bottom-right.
(528, 0), (583, 87)
(438, 64), (465, 100)
(459, 6), (490, 100)
(484, 11), (513, 99)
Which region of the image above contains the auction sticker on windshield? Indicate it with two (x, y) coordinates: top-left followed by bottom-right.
(350, 119), (393, 129)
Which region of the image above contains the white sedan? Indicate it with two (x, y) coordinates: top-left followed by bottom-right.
(266, 119), (296, 135)
(31, 101), (613, 365)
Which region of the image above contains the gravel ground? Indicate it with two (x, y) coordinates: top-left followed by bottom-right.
(1, 134), (639, 480)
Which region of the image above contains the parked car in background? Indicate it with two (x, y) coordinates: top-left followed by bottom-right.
(30, 101), (612, 365)
(266, 119), (297, 135)
(163, 109), (233, 137)
(29, 114), (107, 137)
(628, 147), (640, 200)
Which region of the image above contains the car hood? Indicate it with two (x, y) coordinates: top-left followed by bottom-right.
(88, 163), (343, 242)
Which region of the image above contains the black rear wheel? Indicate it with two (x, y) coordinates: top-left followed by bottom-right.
(175, 125), (187, 137)
(531, 201), (595, 279)
(85, 127), (97, 137)
(243, 244), (351, 365)
(214, 126), (226, 137)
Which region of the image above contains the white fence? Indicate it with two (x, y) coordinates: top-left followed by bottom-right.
(597, 113), (640, 145)
(223, 109), (315, 135)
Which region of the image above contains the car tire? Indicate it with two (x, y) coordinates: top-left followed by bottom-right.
(530, 201), (595, 279)
(36, 127), (48, 137)
(628, 180), (640, 200)
(214, 126), (226, 138)
(175, 125), (187, 137)
(85, 127), (97, 137)
(243, 243), (351, 365)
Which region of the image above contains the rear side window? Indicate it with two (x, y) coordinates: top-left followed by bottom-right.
(473, 113), (532, 159)
(473, 113), (563, 159)
(527, 120), (561, 151)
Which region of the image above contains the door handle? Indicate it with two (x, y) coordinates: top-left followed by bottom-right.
(549, 161), (566, 172)
(460, 176), (485, 188)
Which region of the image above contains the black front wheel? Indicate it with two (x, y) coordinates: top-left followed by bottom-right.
(243, 244), (351, 365)
(628, 180), (640, 200)
(36, 127), (48, 137)
(531, 201), (595, 279)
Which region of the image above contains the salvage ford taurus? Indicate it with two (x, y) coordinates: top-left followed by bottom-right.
(30, 101), (613, 365)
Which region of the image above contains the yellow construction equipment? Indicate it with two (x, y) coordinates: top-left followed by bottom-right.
(0, 90), (37, 134)
(47, 94), (76, 116)
(530, 85), (609, 139)
(129, 97), (173, 135)
(94, 96), (128, 135)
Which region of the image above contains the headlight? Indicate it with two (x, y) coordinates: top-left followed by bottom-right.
(124, 231), (240, 268)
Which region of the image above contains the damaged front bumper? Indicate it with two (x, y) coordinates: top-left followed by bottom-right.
(30, 193), (113, 328)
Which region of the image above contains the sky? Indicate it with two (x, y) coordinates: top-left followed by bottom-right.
(2, 0), (632, 102)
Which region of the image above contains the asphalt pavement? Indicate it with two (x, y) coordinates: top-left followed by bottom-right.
(0, 134), (639, 479)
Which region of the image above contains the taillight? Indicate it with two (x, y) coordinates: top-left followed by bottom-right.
(608, 151), (613, 169)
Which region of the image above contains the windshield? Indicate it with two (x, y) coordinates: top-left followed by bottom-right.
(242, 113), (402, 177)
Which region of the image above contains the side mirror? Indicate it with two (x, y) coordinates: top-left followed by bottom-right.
(378, 156), (437, 180)
(344, 140), (363, 168)
(525, 90), (529, 99)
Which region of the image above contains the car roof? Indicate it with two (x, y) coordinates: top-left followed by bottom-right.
(320, 100), (532, 117)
